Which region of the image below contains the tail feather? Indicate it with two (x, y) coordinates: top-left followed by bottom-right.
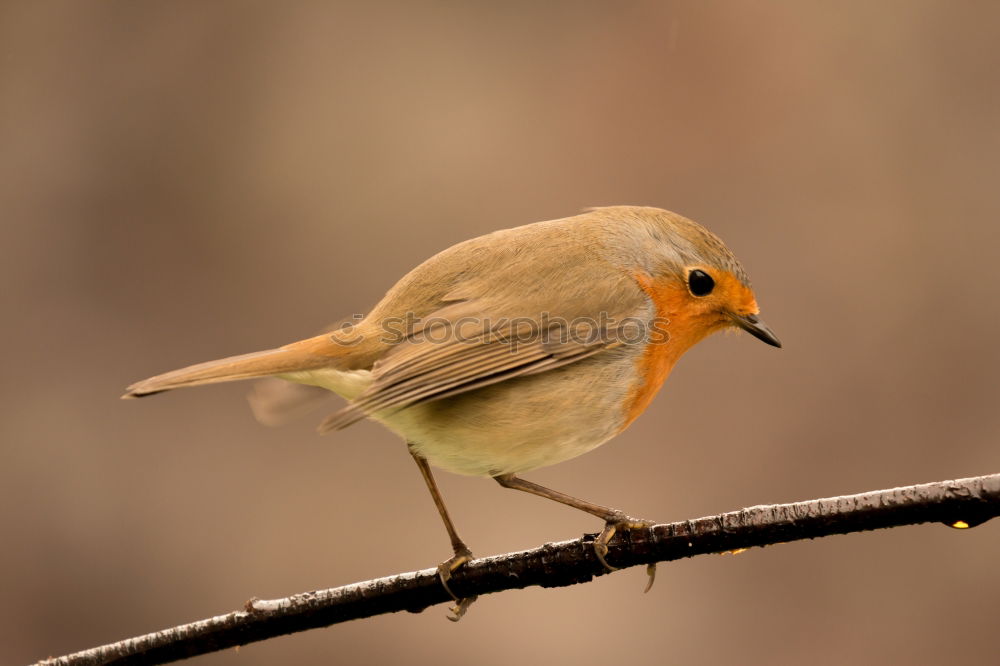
(247, 379), (334, 426)
(122, 334), (346, 399)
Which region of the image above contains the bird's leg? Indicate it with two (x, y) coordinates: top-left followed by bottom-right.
(410, 448), (478, 620)
(493, 473), (657, 589)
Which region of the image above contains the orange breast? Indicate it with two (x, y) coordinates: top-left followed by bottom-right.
(621, 274), (716, 429)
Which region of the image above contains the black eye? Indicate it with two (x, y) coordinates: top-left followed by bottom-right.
(688, 269), (715, 296)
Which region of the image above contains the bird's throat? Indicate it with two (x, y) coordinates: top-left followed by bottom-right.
(621, 275), (719, 429)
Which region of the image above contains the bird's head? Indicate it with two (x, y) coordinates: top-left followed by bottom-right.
(600, 206), (782, 349)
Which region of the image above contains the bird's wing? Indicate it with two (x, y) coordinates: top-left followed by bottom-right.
(318, 291), (645, 432)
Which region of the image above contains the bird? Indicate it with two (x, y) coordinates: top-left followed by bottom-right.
(123, 205), (781, 618)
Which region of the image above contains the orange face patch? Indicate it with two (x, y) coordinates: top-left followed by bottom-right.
(621, 270), (758, 429)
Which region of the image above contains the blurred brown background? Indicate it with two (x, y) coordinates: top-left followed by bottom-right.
(2, 1), (998, 664)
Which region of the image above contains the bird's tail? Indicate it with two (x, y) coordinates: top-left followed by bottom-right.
(121, 333), (350, 399)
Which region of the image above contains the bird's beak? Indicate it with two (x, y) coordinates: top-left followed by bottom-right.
(728, 313), (782, 348)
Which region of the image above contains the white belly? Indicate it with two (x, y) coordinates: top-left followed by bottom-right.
(380, 405), (616, 476)
(377, 359), (636, 476)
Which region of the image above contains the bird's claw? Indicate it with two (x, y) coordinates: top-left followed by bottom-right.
(643, 563), (657, 593)
(594, 513), (658, 591)
(437, 547), (477, 621)
(446, 595), (478, 621)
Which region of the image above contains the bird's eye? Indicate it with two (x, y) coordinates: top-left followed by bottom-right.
(688, 269), (715, 296)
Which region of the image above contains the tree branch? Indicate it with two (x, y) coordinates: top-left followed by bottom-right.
(37, 473), (999, 666)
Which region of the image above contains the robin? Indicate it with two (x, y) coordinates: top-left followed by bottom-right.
(124, 205), (780, 618)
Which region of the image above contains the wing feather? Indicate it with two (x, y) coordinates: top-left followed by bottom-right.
(318, 319), (625, 432)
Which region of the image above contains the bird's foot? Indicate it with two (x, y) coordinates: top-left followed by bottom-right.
(595, 512), (658, 592)
(437, 547), (478, 621)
